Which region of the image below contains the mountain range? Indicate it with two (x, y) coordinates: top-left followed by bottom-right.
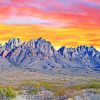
(0, 38), (100, 76)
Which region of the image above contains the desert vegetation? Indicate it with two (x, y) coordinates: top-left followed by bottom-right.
(0, 78), (100, 100)
(9, 80), (100, 98)
(0, 86), (16, 100)
(0, 67), (100, 100)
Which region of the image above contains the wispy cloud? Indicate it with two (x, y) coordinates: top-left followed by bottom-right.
(0, 0), (99, 49)
(0, 17), (49, 24)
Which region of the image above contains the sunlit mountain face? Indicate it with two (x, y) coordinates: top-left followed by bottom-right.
(0, 38), (100, 75)
(0, 0), (100, 51)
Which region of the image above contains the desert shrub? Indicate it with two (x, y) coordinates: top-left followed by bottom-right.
(39, 81), (55, 91)
(19, 80), (39, 90)
(4, 87), (16, 98)
(53, 87), (65, 97)
(26, 88), (38, 95)
(19, 80), (39, 95)
(70, 81), (100, 90)
(0, 86), (16, 99)
(0, 86), (5, 98)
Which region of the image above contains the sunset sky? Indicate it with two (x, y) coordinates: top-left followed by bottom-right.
(0, 0), (100, 50)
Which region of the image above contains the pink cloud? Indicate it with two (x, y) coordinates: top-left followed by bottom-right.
(84, 0), (100, 4)
(0, 0), (99, 28)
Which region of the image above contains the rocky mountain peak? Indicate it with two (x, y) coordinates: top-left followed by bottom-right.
(58, 46), (66, 55)
(4, 38), (21, 50)
(34, 37), (55, 56)
(0, 38), (99, 72)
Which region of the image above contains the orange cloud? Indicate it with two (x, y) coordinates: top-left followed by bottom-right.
(0, 0), (99, 51)
(0, 24), (100, 51)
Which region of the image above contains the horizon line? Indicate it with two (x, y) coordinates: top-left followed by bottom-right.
(0, 37), (100, 51)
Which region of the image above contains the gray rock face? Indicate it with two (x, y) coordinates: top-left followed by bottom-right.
(6, 38), (56, 65)
(0, 38), (22, 57)
(0, 56), (11, 68)
(0, 38), (100, 75)
(58, 46), (100, 69)
(0, 44), (3, 55)
(4, 38), (21, 50)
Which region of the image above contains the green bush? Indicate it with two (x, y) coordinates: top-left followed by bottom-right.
(5, 87), (16, 98)
(0, 86), (16, 99)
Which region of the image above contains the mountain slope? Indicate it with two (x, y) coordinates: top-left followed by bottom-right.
(0, 38), (100, 75)
(0, 56), (11, 68)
